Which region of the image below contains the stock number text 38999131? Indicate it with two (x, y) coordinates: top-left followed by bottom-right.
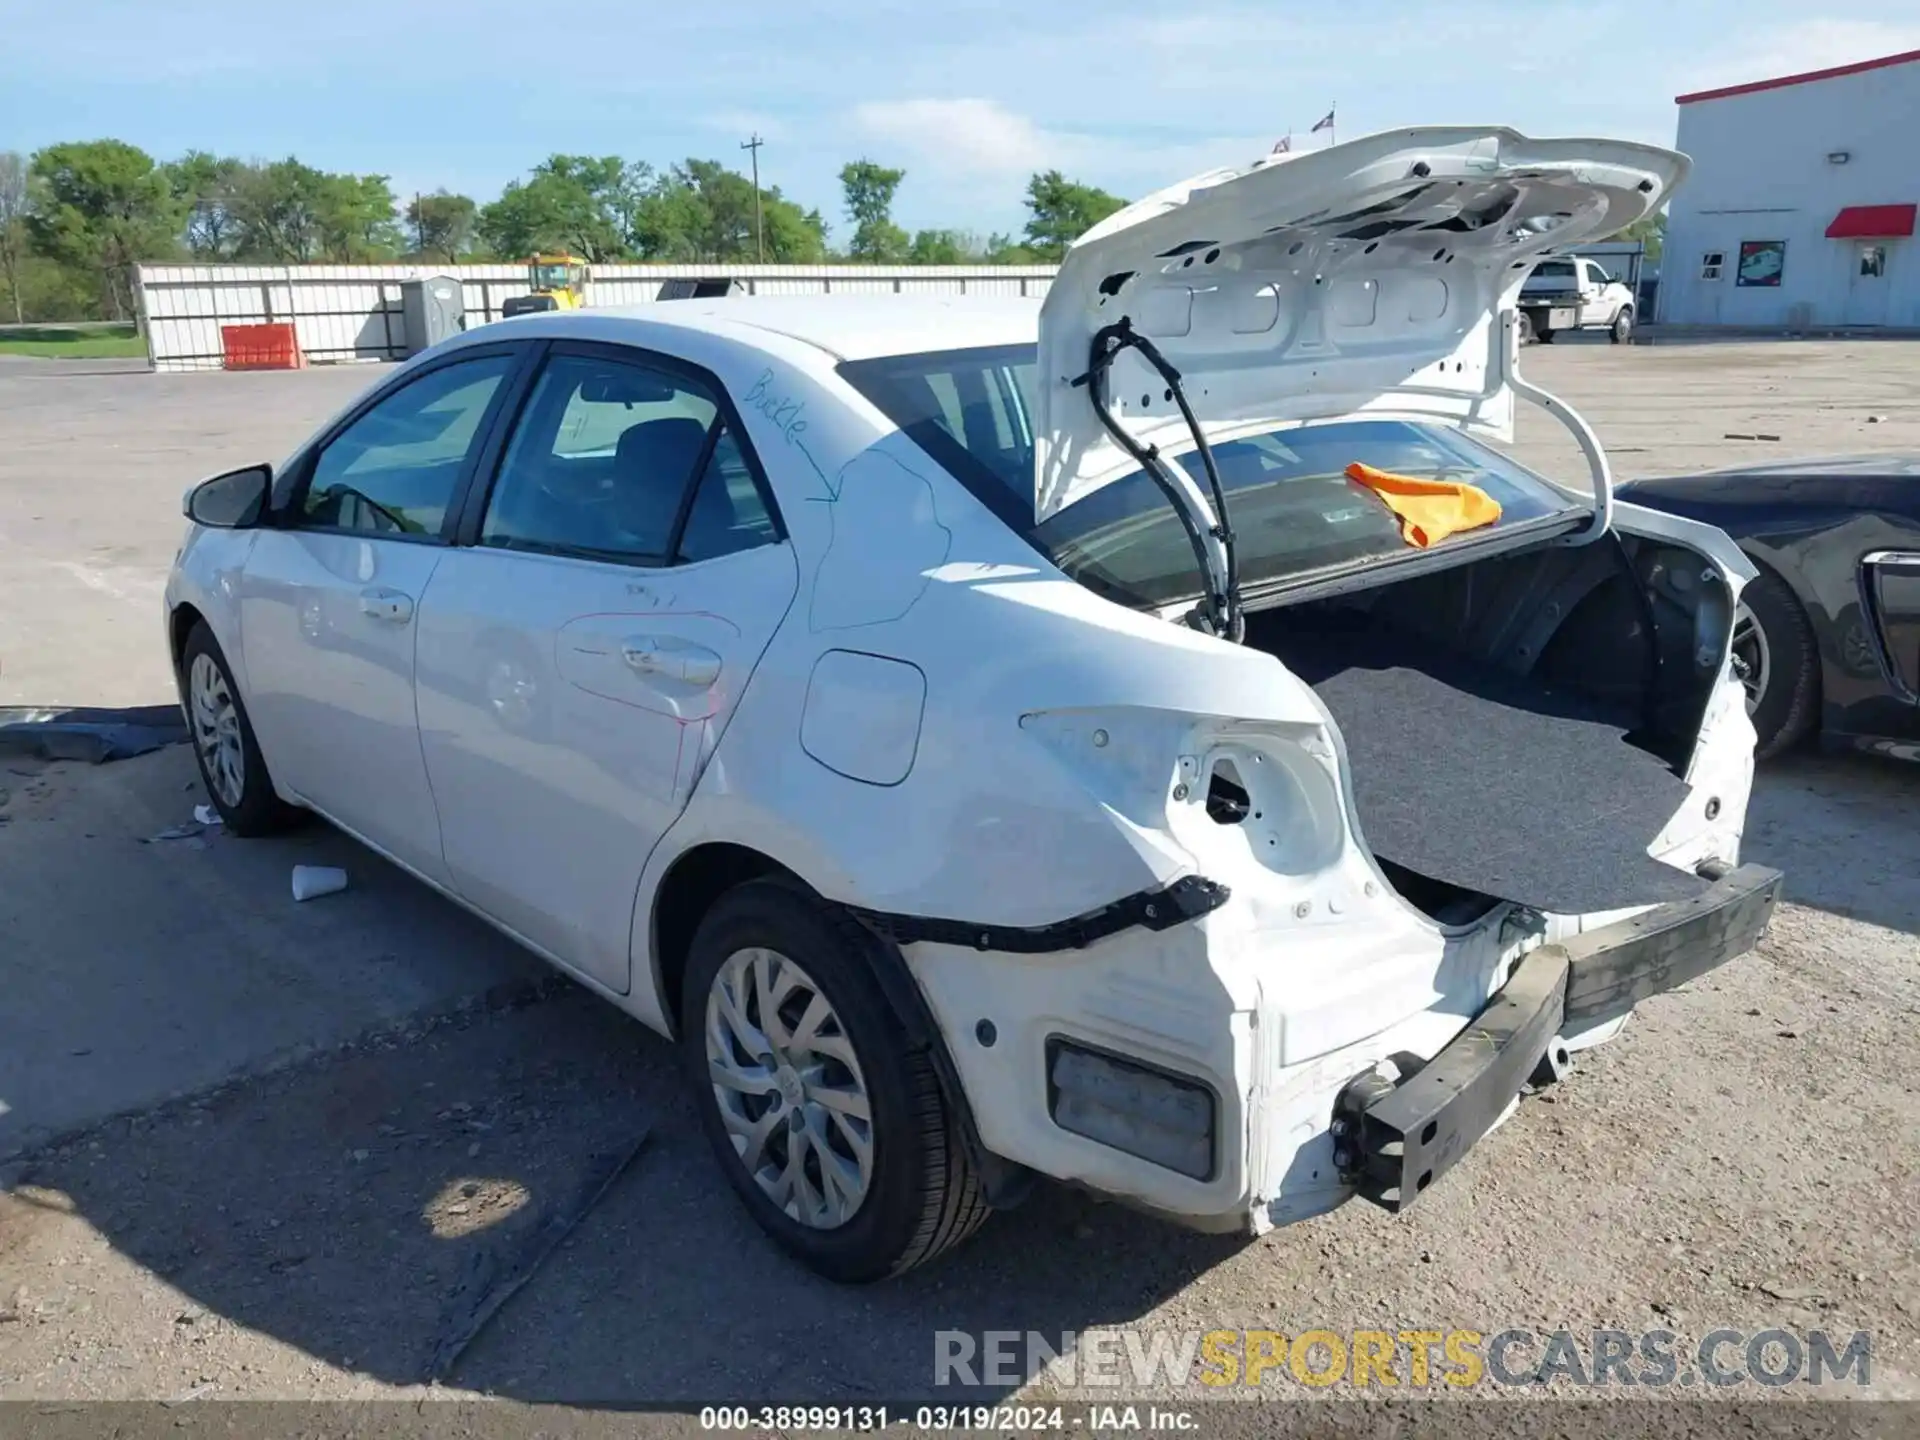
(700, 1405), (1069, 1431)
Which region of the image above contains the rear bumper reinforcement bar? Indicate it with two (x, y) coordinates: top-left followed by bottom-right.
(1336, 862), (1782, 1211)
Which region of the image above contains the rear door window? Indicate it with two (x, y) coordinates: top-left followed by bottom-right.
(478, 351), (776, 566)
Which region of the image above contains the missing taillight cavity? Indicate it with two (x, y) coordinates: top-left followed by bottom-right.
(1197, 741), (1345, 874)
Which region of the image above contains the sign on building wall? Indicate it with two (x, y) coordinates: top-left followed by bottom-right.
(1736, 240), (1786, 287)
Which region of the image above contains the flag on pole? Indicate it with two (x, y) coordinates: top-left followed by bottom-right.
(1311, 108), (1335, 132)
(1271, 135), (1291, 154)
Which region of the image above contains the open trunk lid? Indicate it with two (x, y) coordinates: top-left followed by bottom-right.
(1034, 127), (1688, 523)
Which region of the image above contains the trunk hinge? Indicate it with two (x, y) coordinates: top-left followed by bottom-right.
(1499, 309), (1615, 548)
(1073, 317), (1245, 640)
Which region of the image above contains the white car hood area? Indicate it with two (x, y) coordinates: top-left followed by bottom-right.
(1034, 127), (1687, 520)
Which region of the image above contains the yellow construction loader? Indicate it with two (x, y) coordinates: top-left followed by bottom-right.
(501, 254), (588, 317)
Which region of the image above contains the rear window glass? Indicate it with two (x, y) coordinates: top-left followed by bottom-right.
(1526, 260), (1576, 281)
(840, 344), (1582, 608)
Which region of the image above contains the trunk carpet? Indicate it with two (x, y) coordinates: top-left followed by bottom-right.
(1265, 616), (1704, 914)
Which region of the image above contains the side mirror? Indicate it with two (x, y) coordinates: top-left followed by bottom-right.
(185, 463), (272, 529)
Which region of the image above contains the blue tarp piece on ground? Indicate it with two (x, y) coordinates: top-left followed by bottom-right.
(0, 705), (189, 764)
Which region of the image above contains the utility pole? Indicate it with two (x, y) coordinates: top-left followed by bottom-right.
(741, 133), (765, 263)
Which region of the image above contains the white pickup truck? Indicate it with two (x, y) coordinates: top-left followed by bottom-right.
(1519, 256), (1637, 344)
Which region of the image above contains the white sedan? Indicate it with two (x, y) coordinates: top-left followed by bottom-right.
(167, 128), (1780, 1283)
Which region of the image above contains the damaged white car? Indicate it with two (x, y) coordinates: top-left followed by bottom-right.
(166, 127), (1781, 1283)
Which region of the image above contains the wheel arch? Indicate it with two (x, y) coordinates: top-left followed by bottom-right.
(168, 601), (206, 683)
(645, 833), (932, 1051)
(643, 834), (1034, 1208)
(649, 840), (804, 1042)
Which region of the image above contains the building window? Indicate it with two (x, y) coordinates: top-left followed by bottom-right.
(1736, 241), (1785, 288)
(1858, 244), (1887, 279)
(1700, 251), (1725, 281)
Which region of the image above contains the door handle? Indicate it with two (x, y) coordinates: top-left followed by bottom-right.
(621, 635), (721, 686)
(358, 586), (414, 624)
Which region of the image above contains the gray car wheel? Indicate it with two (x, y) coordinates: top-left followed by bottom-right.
(681, 880), (990, 1282)
(1732, 568), (1819, 758)
(179, 621), (299, 835)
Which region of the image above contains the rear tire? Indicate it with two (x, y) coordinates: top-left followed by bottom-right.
(1610, 307), (1634, 344)
(1535, 325), (1557, 344)
(1734, 568), (1819, 759)
(180, 622), (300, 836)
(681, 881), (989, 1283)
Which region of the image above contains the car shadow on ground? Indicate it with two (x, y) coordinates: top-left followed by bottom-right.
(1744, 749), (1920, 937)
(9, 987), (1241, 1405)
(2, 740), (1234, 1406)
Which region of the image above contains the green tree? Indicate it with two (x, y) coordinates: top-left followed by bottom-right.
(1610, 210), (1667, 262)
(632, 160), (826, 262)
(539, 155), (650, 244)
(1021, 170), (1126, 261)
(26, 139), (182, 319)
(984, 231), (1039, 264)
(226, 159), (332, 261)
(839, 159), (908, 262)
(2, 254), (96, 321)
(0, 151), (32, 322)
(216, 160), (402, 262)
(165, 151), (244, 259)
(406, 190), (478, 260)
(316, 172), (403, 260)
(907, 228), (970, 264)
(477, 155), (644, 261)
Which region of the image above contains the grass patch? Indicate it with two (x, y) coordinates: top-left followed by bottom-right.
(0, 324), (146, 359)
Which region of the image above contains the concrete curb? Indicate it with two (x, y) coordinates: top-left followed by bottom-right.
(0, 971), (573, 1173)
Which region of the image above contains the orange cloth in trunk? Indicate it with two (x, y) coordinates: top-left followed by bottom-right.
(1344, 461), (1503, 548)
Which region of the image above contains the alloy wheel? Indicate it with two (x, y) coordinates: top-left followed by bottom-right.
(704, 946), (874, 1229)
(188, 651), (246, 807)
(1730, 602), (1772, 716)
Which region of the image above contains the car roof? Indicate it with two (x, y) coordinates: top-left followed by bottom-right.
(551, 294), (1043, 362)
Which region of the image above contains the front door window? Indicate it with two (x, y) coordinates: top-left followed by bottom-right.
(299, 355), (516, 538)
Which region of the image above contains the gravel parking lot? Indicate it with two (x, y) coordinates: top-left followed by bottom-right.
(1, 337), (1918, 1414)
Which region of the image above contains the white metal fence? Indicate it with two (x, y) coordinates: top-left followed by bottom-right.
(133, 262), (1059, 372)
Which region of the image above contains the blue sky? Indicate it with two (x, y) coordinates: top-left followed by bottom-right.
(3, 2), (1917, 239)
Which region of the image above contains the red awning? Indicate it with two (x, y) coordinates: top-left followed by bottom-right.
(1826, 204), (1917, 239)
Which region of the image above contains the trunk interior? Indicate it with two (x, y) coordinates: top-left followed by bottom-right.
(1241, 532), (1731, 921)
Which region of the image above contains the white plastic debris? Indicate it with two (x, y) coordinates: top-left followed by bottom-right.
(193, 804), (221, 827)
(291, 865), (349, 902)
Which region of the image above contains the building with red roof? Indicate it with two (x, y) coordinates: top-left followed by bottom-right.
(1661, 48), (1918, 328)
